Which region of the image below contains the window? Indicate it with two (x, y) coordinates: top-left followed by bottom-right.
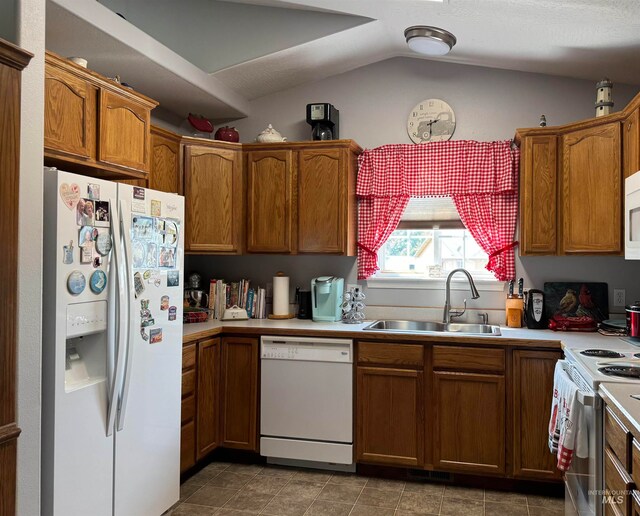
(375, 197), (494, 280)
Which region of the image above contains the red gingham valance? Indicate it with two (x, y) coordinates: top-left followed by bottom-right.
(356, 140), (520, 280)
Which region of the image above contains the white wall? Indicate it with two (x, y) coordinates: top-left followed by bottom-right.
(191, 57), (640, 319)
(16, 0), (45, 514)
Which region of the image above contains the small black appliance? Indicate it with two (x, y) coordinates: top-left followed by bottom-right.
(524, 289), (547, 329)
(306, 103), (339, 140)
(297, 290), (312, 319)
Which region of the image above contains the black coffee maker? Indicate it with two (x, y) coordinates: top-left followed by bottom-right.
(306, 103), (339, 140)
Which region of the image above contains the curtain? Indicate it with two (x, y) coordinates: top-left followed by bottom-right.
(356, 140), (520, 280)
(357, 196), (410, 280)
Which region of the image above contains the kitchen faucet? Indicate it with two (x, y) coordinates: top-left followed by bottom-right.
(442, 268), (480, 323)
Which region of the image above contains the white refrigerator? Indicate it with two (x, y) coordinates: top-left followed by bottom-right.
(42, 168), (185, 516)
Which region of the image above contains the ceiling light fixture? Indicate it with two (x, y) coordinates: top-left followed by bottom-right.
(404, 26), (457, 56)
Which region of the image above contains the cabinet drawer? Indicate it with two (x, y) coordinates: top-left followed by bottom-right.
(632, 490), (640, 516)
(606, 407), (631, 469)
(182, 369), (196, 398)
(182, 395), (196, 424)
(632, 439), (640, 488)
(605, 446), (632, 516)
(433, 345), (505, 373)
(357, 342), (423, 367)
(180, 420), (196, 473)
(182, 343), (196, 371)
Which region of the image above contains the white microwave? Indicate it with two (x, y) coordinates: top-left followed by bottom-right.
(626, 171), (640, 259)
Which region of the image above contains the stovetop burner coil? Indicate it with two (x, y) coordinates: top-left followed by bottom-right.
(581, 349), (625, 358)
(598, 366), (640, 378)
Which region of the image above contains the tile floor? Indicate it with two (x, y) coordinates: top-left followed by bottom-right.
(169, 461), (563, 516)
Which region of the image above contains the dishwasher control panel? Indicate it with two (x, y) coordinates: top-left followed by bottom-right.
(261, 336), (352, 363)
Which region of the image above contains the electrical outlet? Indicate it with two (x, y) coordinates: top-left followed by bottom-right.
(614, 288), (626, 307)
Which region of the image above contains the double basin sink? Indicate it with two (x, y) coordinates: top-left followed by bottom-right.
(363, 319), (501, 336)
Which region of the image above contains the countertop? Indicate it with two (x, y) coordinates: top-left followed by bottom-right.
(182, 317), (631, 350)
(600, 383), (640, 435)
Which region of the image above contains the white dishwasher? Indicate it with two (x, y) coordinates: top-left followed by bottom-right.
(260, 335), (353, 466)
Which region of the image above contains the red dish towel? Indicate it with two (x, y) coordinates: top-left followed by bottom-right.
(548, 360), (587, 472)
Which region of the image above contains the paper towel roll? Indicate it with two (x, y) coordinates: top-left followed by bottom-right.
(272, 274), (290, 315)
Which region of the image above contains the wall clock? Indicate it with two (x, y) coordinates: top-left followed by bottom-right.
(407, 99), (456, 143)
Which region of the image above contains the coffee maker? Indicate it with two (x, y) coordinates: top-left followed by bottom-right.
(311, 276), (344, 322)
(306, 103), (339, 140)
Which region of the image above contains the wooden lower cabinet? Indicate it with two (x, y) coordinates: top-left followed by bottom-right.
(220, 337), (259, 450)
(632, 491), (640, 516)
(433, 371), (505, 474)
(180, 343), (197, 473)
(197, 338), (220, 459)
(356, 366), (424, 467)
(512, 349), (563, 480)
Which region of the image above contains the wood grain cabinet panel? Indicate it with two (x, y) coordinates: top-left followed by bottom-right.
(606, 406), (631, 469)
(356, 367), (424, 467)
(197, 338), (220, 459)
(0, 39), (31, 516)
(604, 446), (633, 516)
(44, 63), (96, 160)
(433, 371), (505, 474)
(184, 143), (243, 253)
(150, 125), (181, 194)
(246, 149), (294, 253)
(297, 148), (345, 253)
(623, 108), (640, 180)
(221, 337), (259, 450)
(520, 135), (557, 254)
(180, 421), (196, 474)
(632, 491), (640, 516)
(44, 51), (157, 179)
(512, 350), (563, 480)
(98, 89), (150, 172)
(561, 122), (622, 254)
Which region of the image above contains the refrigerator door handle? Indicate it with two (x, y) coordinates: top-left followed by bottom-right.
(106, 196), (128, 437)
(117, 198), (135, 431)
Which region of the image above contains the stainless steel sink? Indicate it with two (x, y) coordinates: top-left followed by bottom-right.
(363, 320), (501, 336)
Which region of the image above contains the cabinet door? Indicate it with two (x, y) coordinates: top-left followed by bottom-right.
(221, 337), (259, 450)
(150, 126), (181, 194)
(180, 421), (196, 473)
(433, 371), (505, 474)
(197, 338), (220, 459)
(561, 122), (622, 253)
(184, 145), (243, 253)
(297, 148), (346, 253)
(44, 63), (96, 160)
(623, 109), (640, 181)
(98, 89), (151, 172)
(512, 350), (563, 480)
(246, 150), (294, 253)
(520, 135), (557, 254)
(356, 367), (424, 467)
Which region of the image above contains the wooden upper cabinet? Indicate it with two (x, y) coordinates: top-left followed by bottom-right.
(560, 122), (621, 254)
(43, 51), (157, 179)
(246, 149), (294, 253)
(297, 148), (346, 254)
(150, 126), (181, 194)
(433, 371), (505, 475)
(520, 135), (557, 255)
(512, 349), (563, 480)
(98, 89), (150, 172)
(44, 62), (96, 160)
(356, 366), (424, 467)
(220, 337), (259, 451)
(184, 142), (243, 254)
(623, 108), (640, 180)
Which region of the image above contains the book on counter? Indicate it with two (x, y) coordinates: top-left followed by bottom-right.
(207, 278), (267, 319)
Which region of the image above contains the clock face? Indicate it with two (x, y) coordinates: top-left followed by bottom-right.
(407, 99), (456, 144)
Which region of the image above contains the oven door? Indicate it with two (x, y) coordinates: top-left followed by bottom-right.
(564, 388), (601, 516)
